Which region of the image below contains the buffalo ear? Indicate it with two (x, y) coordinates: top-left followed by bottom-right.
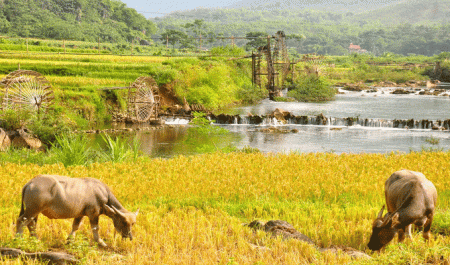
(391, 212), (400, 227)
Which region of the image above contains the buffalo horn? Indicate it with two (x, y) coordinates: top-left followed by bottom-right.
(377, 205), (385, 218)
(111, 205), (126, 218)
(135, 208), (140, 216)
(104, 205), (114, 214)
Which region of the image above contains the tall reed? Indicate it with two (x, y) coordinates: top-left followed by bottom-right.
(49, 134), (93, 166)
(98, 134), (133, 163)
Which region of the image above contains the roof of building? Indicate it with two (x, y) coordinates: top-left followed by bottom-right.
(349, 43), (361, 50)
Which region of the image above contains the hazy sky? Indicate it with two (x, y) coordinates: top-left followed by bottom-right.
(121, 0), (240, 17)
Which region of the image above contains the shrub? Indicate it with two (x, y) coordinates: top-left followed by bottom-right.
(210, 45), (246, 57)
(27, 110), (76, 147)
(288, 75), (336, 102)
(236, 84), (267, 104)
(423, 62), (450, 82)
(0, 109), (32, 130)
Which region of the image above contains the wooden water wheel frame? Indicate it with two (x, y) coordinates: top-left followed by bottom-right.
(127, 76), (160, 122)
(252, 31), (292, 99)
(1, 70), (54, 113)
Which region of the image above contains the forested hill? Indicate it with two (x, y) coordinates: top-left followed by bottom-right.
(153, 0), (450, 56)
(1, 0), (450, 56)
(227, 0), (403, 13)
(350, 0), (450, 25)
(0, 0), (156, 42)
(156, 0), (450, 26)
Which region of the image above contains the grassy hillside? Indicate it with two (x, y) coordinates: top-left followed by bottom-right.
(1, 152), (450, 264)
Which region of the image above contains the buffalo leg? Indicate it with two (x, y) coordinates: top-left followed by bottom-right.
(405, 224), (412, 240)
(16, 214), (37, 236)
(27, 216), (38, 237)
(398, 228), (406, 242)
(89, 216), (106, 247)
(423, 214), (433, 240)
(67, 216), (84, 240)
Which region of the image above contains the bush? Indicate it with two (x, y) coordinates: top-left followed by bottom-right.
(210, 45), (246, 57)
(0, 109), (32, 130)
(27, 110), (76, 147)
(236, 84), (267, 104)
(288, 75), (336, 102)
(423, 62), (450, 82)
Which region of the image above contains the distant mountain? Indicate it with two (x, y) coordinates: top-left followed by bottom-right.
(226, 0), (404, 13)
(153, 0), (450, 56)
(156, 0), (450, 26)
(349, 0), (450, 25)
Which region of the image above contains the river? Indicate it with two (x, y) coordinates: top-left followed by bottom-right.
(114, 87), (450, 157)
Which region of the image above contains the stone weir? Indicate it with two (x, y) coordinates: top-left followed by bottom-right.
(207, 109), (450, 130)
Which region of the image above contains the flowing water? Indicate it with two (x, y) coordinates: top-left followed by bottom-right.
(116, 88), (450, 157)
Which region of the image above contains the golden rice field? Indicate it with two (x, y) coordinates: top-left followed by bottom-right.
(0, 55), (169, 67)
(1, 152), (450, 264)
(0, 51), (171, 64)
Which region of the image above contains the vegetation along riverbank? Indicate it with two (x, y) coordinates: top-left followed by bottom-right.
(1, 152), (450, 264)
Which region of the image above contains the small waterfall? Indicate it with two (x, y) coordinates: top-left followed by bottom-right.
(261, 117), (282, 126)
(208, 113), (450, 130)
(240, 116), (249, 125)
(164, 117), (190, 125)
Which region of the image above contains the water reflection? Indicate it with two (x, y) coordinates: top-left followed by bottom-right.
(98, 90), (450, 157)
(226, 125), (449, 154)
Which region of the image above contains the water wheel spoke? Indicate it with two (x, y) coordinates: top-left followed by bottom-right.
(1, 70), (53, 111)
(127, 76), (160, 123)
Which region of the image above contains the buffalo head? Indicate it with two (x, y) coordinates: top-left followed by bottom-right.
(367, 205), (400, 251)
(105, 205), (139, 240)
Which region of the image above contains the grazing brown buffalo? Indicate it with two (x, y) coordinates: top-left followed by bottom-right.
(367, 170), (437, 251)
(16, 175), (138, 247)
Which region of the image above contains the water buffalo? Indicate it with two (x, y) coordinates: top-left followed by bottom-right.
(367, 170), (437, 251)
(16, 175), (138, 247)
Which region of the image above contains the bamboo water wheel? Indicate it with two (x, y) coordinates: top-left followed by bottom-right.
(127, 76), (160, 122)
(1, 70), (54, 113)
(252, 31), (292, 99)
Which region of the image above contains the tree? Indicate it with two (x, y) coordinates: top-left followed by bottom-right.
(245, 31), (268, 51)
(161, 29), (189, 49)
(184, 19), (209, 49)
